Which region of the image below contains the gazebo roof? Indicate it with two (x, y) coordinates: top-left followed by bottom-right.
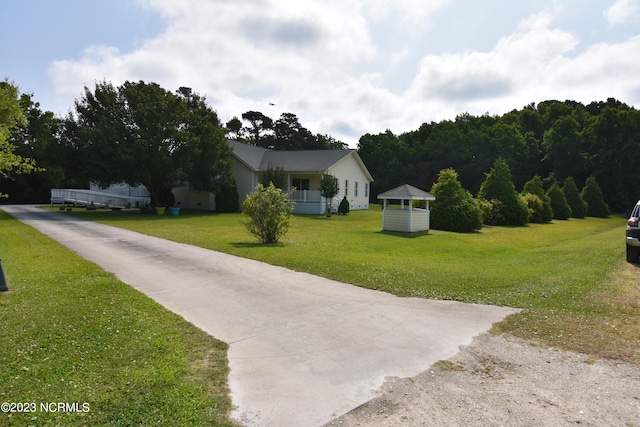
(377, 184), (435, 200)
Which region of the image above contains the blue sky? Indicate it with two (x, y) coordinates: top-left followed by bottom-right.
(3, 0), (640, 146)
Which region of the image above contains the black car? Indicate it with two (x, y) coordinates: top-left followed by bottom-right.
(626, 200), (640, 262)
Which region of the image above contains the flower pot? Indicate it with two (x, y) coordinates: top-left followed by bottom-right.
(170, 207), (181, 216)
(155, 207), (166, 216)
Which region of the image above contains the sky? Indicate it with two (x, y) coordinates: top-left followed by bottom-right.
(3, 0), (640, 147)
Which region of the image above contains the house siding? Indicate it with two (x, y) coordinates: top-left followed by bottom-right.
(229, 140), (373, 214)
(233, 161), (257, 202)
(328, 156), (371, 210)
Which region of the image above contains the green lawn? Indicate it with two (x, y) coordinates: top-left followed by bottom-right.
(2, 205), (639, 426)
(0, 210), (235, 426)
(58, 205), (640, 365)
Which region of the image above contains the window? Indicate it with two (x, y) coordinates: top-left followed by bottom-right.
(355, 181), (358, 197)
(365, 183), (369, 197)
(345, 180), (349, 196)
(292, 178), (310, 191)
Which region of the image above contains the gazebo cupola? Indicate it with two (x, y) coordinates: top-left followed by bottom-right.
(377, 184), (436, 233)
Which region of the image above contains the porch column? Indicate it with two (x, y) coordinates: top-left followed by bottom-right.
(408, 199), (413, 232)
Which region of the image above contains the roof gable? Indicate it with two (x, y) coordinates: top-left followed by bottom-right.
(229, 140), (270, 170)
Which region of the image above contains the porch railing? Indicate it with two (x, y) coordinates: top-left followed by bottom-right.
(290, 189), (322, 203)
(51, 189), (150, 208)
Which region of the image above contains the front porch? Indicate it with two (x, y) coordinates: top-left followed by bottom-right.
(289, 190), (339, 215)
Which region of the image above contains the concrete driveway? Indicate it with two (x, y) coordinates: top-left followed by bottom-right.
(2, 205), (518, 426)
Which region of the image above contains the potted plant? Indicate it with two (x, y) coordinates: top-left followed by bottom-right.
(170, 202), (181, 216)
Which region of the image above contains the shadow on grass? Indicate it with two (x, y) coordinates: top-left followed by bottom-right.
(231, 241), (286, 249)
(376, 230), (433, 239)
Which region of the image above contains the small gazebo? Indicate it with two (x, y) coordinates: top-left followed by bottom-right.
(377, 184), (436, 233)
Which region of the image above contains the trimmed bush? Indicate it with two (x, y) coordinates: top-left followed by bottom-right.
(478, 159), (530, 226)
(430, 168), (482, 232)
(581, 176), (610, 218)
(547, 183), (572, 220)
(563, 177), (588, 218)
(338, 196), (350, 215)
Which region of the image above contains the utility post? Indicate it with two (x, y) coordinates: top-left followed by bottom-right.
(0, 259), (8, 292)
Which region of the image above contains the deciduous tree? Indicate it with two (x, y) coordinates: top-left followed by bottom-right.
(0, 80), (41, 197)
(318, 172), (339, 217)
(69, 80), (232, 207)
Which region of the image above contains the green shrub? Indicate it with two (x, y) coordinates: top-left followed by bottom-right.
(242, 183), (295, 243)
(338, 196), (350, 215)
(477, 198), (505, 226)
(547, 183), (572, 220)
(581, 176), (610, 218)
(430, 168), (482, 232)
(563, 177), (588, 218)
(522, 175), (553, 222)
(478, 159), (529, 225)
(522, 193), (546, 223)
(215, 180), (239, 213)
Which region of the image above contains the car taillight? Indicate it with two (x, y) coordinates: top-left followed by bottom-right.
(629, 218), (639, 227)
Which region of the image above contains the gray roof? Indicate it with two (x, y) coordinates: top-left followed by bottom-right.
(228, 140), (271, 170)
(377, 184), (435, 200)
(259, 150), (354, 172)
(229, 140), (373, 180)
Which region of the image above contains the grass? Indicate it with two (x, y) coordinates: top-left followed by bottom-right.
(2, 205), (639, 425)
(56, 205), (640, 366)
(0, 210), (235, 426)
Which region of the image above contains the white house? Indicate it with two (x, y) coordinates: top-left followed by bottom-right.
(230, 140), (374, 214)
(51, 141), (374, 214)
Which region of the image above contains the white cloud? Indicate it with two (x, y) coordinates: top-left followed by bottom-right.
(46, 2), (640, 145)
(604, 0), (640, 25)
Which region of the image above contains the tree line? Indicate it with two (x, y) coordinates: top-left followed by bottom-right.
(358, 98), (640, 213)
(1, 78), (639, 215)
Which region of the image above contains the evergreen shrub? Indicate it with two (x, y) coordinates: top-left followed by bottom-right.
(478, 159), (529, 225)
(430, 168), (482, 232)
(522, 175), (553, 222)
(338, 196), (350, 215)
(215, 180), (239, 213)
(581, 176), (610, 218)
(563, 177), (588, 218)
(547, 183), (572, 220)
